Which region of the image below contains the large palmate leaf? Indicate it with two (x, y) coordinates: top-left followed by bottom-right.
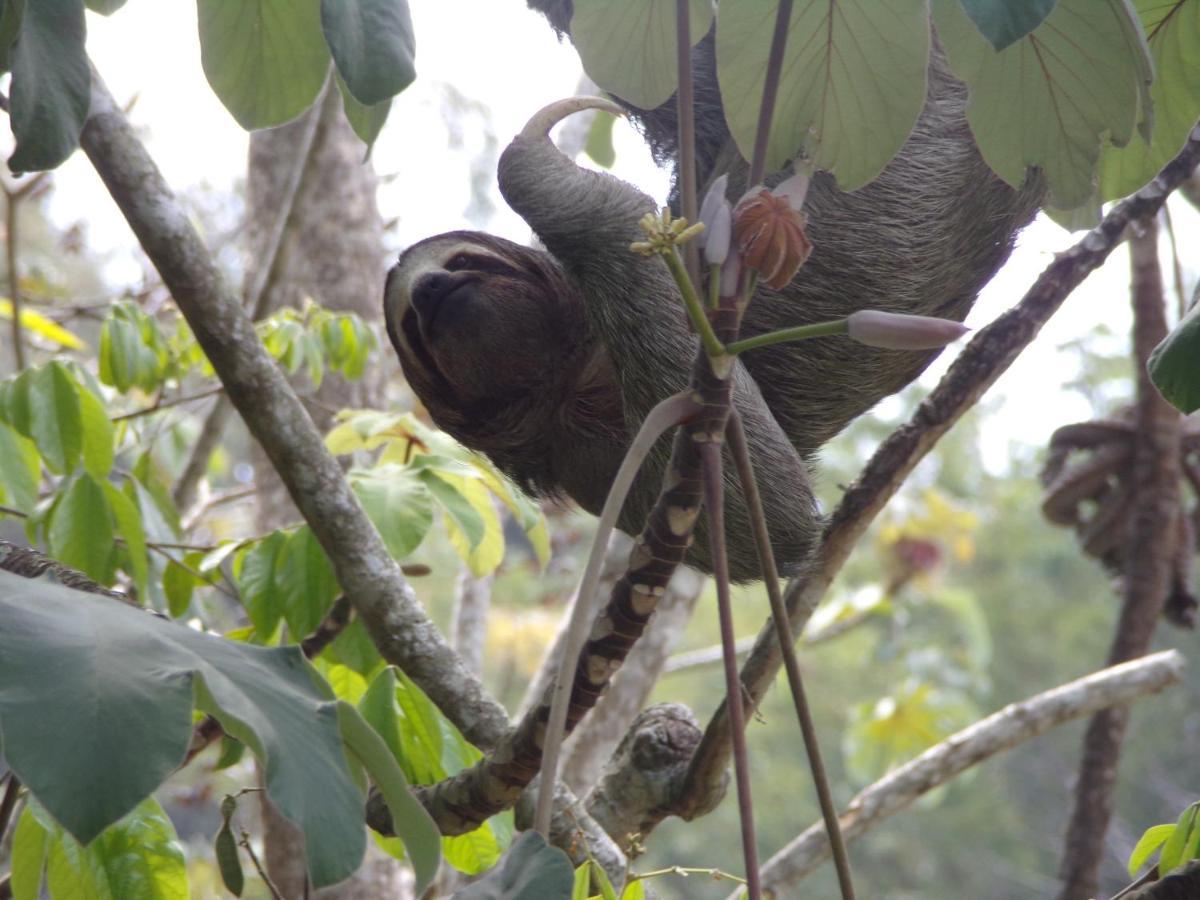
(7, 0), (89, 171)
(197, 0), (331, 129)
(0, 572), (364, 887)
(321, 0), (415, 106)
(1100, 0), (1200, 199)
(716, 0), (930, 190)
(933, 0), (1152, 209)
(570, 0), (714, 109)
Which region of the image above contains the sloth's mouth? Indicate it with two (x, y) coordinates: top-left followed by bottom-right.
(402, 308), (442, 377)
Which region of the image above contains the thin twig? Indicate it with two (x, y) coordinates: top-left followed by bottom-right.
(111, 384), (224, 421)
(701, 439), (762, 899)
(675, 0), (700, 287)
(727, 410), (855, 900)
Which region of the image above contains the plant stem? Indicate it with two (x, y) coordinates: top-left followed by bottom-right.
(727, 410), (856, 900)
(726, 318), (847, 355)
(747, 0), (794, 188)
(534, 391), (699, 837)
(5, 188), (24, 372)
(675, 0), (700, 288)
(700, 440), (762, 900)
(111, 384), (224, 421)
(663, 247), (726, 358)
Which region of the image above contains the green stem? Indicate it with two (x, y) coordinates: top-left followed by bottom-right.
(726, 318), (848, 355)
(663, 247), (726, 358)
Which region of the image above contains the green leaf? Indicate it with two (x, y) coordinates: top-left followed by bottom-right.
(932, 0), (1151, 208)
(9, 362), (83, 474)
(573, 863), (590, 900)
(1160, 802), (1200, 874)
(85, 0), (127, 13)
(321, 0), (415, 106)
(1149, 299), (1200, 413)
(584, 109), (617, 168)
(214, 820), (245, 896)
(1100, 0), (1200, 198)
(99, 302), (171, 394)
(351, 465), (434, 561)
(621, 879), (646, 900)
(453, 831), (575, 900)
(7, 0), (90, 172)
(1129, 822), (1178, 875)
(41, 797), (188, 900)
(337, 72), (392, 155)
(960, 0), (1058, 50)
(337, 702), (441, 894)
(76, 379), (114, 480)
(197, 0), (331, 130)
(359, 668), (408, 774)
(0, 421), (40, 513)
(0, 571), (367, 888)
(592, 861), (618, 900)
(443, 825), (502, 877)
(569, 0), (714, 108)
(0, 0), (25, 74)
(716, 0), (930, 189)
(278, 526), (340, 636)
(162, 557), (197, 619)
(103, 480), (148, 597)
(233, 531), (288, 638)
(47, 472), (114, 584)
(10, 803), (48, 900)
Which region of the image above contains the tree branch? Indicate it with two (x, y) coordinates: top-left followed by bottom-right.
(678, 126), (1200, 816)
(77, 69), (511, 751)
(743, 651), (1186, 897)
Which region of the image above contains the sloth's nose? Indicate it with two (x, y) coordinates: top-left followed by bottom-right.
(410, 272), (456, 324)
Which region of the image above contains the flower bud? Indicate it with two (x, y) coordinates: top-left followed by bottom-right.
(704, 202), (732, 266)
(846, 310), (970, 350)
(733, 189), (812, 290)
(696, 174), (731, 257)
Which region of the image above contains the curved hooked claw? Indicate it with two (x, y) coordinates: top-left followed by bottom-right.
(518, 95), (626, 143)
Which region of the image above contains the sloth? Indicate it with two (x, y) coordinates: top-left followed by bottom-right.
(384, 21), (1042, 581)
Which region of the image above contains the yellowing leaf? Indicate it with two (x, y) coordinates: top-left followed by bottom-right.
(422, 470), (504, 576)
(0, 299), (86, 349)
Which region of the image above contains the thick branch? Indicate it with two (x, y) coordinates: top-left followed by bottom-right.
(77, 70), (510, 751)
(745, 651), (1185, 897)
(1057, 214), (1183, 900)
(679, 126), (1200, 814)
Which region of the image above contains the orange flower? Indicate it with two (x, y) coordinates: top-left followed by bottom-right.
(733, 188), (812, 290)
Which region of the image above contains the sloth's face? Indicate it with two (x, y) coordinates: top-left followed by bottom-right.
(383, 231), (591, 436)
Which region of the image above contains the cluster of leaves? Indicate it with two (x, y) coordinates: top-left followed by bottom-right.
(0, 285), (552, 889)
(1128, 801), (1200, 882)
(0, 0), (415, 171)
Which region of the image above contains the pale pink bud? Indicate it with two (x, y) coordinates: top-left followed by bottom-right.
(696, 174), (731, 258)
(846, 310), (969, 350)
(704, 202), (732, 265)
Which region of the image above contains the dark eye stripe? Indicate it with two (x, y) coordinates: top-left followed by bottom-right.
(446, 252), (517, 276)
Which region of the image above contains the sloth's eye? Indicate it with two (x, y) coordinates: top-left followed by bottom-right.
(446, 253), (473, 271)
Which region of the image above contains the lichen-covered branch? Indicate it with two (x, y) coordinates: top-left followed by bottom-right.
(77, 69), (510, 751)
(744, 651), (1185, 897)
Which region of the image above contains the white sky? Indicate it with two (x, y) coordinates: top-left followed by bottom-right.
(37, 1), (1200, 474)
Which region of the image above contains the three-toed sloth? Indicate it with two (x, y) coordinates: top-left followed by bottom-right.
(384, 21), (1041, 581)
